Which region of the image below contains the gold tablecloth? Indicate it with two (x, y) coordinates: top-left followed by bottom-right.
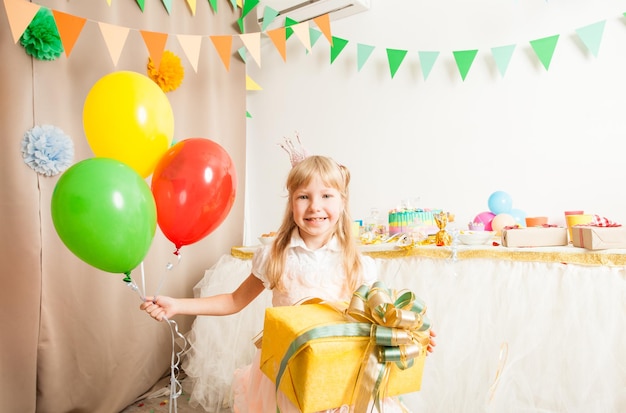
(231, 244), (626, 267)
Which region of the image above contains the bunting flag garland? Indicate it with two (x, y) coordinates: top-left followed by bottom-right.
(575, 20), (606, 58)
(490, 44), (516, 77)
(453, 49), (478, 81)
(246, 74), (262, 90)
(161, 0), (172, 14)
(529, 34), (559, 70)
(330, 36), (348, 64)
(357, 43), (375, 72)
(209, 35), (233, 69)
(98, 22), (130, 66)
(176, 33), (202, 72)
(291, 22), (312, 52)
(386, 48), (408, 79)
(4, 0), (40, 43)
(239, 32), (261, 67)
(313, 13), (332, 46)
(52, 10), (86, 57)
(260, 6), (278, 32)
(418, 51), (439, 80)
(267, 27), (287, 61)
(1, 0), (623, 83)
(140, 30), (168, 68)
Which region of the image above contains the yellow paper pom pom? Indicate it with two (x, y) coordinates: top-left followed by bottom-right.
(147, 50), (184, 93)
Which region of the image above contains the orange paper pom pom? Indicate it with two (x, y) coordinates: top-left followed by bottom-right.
(147, 50), (184, 93)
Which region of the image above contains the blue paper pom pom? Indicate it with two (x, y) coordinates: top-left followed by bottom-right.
(21, 125), (74, 176)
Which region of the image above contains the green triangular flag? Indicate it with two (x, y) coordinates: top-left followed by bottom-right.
(238, 18), (245, 33)
(241, 0), (260, 19)
(160, 0), (172, 14)
(330, 37), (349, 64)
(246, 111), (252, 118)
(208, 0), (218, 12)
(529, 34), (559, 70)
(261, 7), (279, 31)
(575, 20), (605, 58)
(135, 0), (145, 11)
(453, 49), (478, 81)
(418, 51), (439, 80)
(237, 46), (247, 63)
(285, 17), (298, 40)
(386, 48), (408, 78)
(309, 28), (322, 47)
(357, 44), (375, 72)
(491, 44), (516, 77)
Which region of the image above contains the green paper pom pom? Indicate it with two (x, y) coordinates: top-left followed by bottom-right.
(20, 7), (64, 61)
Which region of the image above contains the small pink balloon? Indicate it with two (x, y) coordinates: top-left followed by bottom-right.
(491, 213), (517, 233)
(474, 211), (496, 231)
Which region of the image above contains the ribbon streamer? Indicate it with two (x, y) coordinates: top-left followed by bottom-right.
(487, 342), (509, 403)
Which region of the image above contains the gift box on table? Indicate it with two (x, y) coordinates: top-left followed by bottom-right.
(501, 226), (568, 247)
(571, 225), (626, 250)
(260, 285), (429, 413)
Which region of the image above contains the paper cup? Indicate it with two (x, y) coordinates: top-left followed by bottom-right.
(565, 214), (592, 242)
(525, 216), (548, 227)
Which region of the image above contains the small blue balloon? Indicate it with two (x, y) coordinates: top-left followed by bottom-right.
(509, 208), (527, 227)
(488, 191), (513, 215)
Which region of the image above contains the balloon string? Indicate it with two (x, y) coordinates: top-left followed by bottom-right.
(124, 275), (188, 413)
(163, 315), (188, 413)
(488, 342), (509, 402)
(153, 252), (182, 299)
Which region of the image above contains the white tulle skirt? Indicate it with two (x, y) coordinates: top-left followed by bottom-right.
(183, 253), (626, 413)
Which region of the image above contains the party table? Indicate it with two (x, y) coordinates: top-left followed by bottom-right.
(182, 243), (626, 412)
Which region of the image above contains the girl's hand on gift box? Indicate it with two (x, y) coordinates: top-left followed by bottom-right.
(427, 329), (437, 354)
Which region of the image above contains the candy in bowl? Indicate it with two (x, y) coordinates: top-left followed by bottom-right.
(258, 232), (277, 245)
(458, 230), (494, 245)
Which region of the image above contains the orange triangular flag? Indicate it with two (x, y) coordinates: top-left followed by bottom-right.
(52, 10), (87, 57)
(98, 22), (129, 66)
(266, 27), (287, 61)
(3, 0), (40, 43)
(177, 34), (202, 73)
(185, 0), (197, 15)
(239, 32), (261, 67)
(140, 30), (168, 68)
(210, 35), (233, 70)
(312, 14), (332, 46)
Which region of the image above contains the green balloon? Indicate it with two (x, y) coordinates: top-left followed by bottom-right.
(51, 158), (157, 274)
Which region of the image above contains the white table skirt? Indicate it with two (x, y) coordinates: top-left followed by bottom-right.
(182, 247), (626, 412)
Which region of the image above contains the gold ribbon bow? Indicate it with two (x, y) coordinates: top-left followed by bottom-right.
(345, 281), (431, 412)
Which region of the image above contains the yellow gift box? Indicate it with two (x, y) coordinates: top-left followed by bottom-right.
(260, 303), (427, 413)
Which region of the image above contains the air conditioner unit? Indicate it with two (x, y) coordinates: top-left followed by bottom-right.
(256, 0), (371, 30)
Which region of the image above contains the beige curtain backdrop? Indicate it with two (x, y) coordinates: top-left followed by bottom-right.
(0, 1), (246, 412)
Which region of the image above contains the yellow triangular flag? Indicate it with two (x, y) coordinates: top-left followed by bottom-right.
(313, 14), (332, 46)
(246, 75), (262, 90)
(239, 32), (261, 67)
(185, 0), (197, 15)
(140, 30), (168, 68)
(266, 27), (287, 61)
(4, 0), (40, 43)
(210, 35), (233, 70)
(291, 22), (311, 52)
(98, 22), (129, 66)
(177, 34), (202, 73)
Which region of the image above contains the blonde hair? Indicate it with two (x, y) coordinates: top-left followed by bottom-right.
(265, 156), (363, 292)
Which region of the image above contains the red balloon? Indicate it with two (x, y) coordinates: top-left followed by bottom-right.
(151, 138), (237, 250)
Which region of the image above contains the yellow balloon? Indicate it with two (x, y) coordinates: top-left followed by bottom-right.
(83, 71), (174, 178)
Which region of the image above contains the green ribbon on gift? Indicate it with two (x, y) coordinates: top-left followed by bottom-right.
(273, 281), (431, 413)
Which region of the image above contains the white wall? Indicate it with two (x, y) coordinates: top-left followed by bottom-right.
(244, 0), (626, 245)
